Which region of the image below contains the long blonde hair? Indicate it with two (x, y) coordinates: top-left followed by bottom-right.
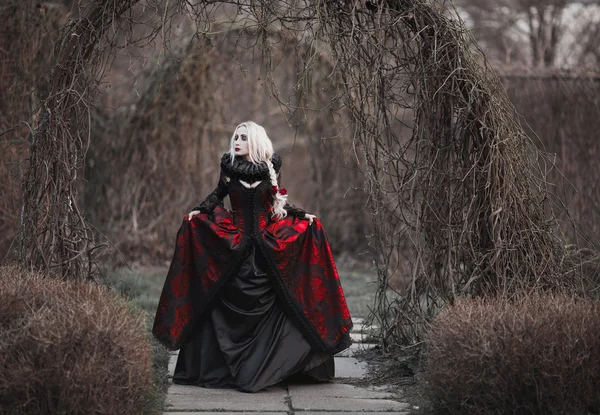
(228, 121), (288, 220)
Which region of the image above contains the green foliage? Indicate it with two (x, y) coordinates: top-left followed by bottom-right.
(103, 267), (166, 316)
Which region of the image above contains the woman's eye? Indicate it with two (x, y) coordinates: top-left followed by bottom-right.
(241, 135), (247, 141)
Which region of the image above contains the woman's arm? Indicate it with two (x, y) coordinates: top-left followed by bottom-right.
(189, 171), (229, 215)
(284, 201), (307, 218)
(276, 169), (308, 219)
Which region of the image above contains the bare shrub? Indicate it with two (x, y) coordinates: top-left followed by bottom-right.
(0, 264), (154, 415)
(423, 293), (600, 415)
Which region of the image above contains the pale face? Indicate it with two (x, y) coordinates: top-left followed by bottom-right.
(233, 125), (249, 158)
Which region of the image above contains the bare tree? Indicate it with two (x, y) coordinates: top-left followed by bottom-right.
(456, 0), (600, 67)
(573, 10), (600, 66)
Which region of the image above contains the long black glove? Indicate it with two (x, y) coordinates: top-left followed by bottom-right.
(191, 172), (228, 213)
(284, 201), (307, 219)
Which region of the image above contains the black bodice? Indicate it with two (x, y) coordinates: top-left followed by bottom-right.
(192, 153), (307, 222)
(227, 179), (274, 236)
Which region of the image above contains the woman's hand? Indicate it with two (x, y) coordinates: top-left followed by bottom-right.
(187, 210), (201, 220)
(304, 213), (316, 225)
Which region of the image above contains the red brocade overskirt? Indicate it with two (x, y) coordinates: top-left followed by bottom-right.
(152, 205), (353, 353)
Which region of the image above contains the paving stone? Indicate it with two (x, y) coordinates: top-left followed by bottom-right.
(168, 383), (286, 396)
(167, 352), (178, 377)
(351, 317), (365, 325)
(289, 372), (408, 412)
(301, 412), (409, 415)
(164, 384), (288, 412)
(165, 413), (288, 414)
(291, 396), (410, 412)
(334, 356), (368, 378)
(352, 325), (380, 334)
(350, 331), (376, 342)
(336, 342), (377, 357)
(289, 382), (394, 399)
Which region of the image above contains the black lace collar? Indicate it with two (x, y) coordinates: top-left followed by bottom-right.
(220, 152), (282, 182)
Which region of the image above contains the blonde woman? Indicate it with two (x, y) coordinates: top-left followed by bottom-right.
(153, 121), (352, 393)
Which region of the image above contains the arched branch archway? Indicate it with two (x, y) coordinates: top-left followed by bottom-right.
(20, 0), (580, 346)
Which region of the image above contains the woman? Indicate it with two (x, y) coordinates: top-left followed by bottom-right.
(152, 121), (352, 393)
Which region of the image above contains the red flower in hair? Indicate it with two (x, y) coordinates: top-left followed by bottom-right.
(280, 188), (287, 195)
(271, 185), (279, 194)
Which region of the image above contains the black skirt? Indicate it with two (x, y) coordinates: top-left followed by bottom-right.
(172, 245), (334, 392)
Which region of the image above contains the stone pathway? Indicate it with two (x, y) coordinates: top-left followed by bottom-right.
(163, 318), (411, 414)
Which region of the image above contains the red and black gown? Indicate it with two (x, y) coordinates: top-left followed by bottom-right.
(152, 153), (353, 393)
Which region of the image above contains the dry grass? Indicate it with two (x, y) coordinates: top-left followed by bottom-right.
(0, 264), (155, 415)
(423, 293), (600, 415)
